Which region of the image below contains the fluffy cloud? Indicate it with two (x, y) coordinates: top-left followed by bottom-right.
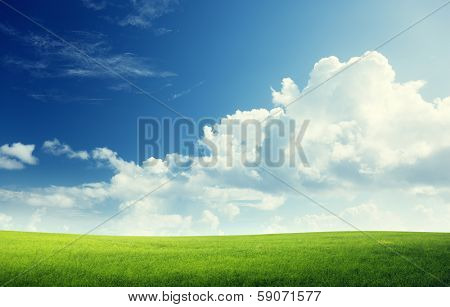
(1, 51), (450, 235)
(0, 156), (24, 170)
(0, 143), (37, 165)
(87, 145), (288, 235)
(272, 51), (450, 185)
(98, 51), (450, 234)
(0, 143), (37, 170)
(271, 77), (301, 106)
(43, 139), (89, 160)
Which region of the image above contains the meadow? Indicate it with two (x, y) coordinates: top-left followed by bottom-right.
(0, 231), (448, 286)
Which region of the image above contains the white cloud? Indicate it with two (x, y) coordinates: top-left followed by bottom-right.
(0, 142), (37, 170)
(27, 208), (46, 232)
(271, 77), (301, 106)
(0, 182), (108, 209)
(43, 139), (89, 160)
(119, 0), (178, 28)
(80, 0), (178, 29)
(1, 51), (450, 235)
(201, 210), (220, 231)
(0, 156), (24, 170)
(26, 194), (75, 208)
(295, 213), (341, 232)
(0, 212), (13, 230)
(0, 143), (37, 165)
(272, 51), (450, 185)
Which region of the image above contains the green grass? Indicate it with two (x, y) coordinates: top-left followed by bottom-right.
(0, 231), (448, 286)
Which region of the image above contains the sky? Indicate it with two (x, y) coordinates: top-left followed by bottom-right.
(0, 0), (449, 235)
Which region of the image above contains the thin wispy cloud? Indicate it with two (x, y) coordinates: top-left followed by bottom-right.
(28, 90), (110, 104)
(169, 80), (205, 101)
(109, 81), (173, 95)
(153, 27), (173, 36)
(0, 22), (18, 36)
(118, 0), (178, 28)
(81, 0), (178, 30)
(3, 56), (49, 77)
(81, 0), (106, 11)
(0, 23), (175, 79)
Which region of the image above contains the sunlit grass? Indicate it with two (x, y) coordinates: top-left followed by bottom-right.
(0, 231), (448, 286)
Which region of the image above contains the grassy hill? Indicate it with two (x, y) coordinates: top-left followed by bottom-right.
(0, 231), (448, 286)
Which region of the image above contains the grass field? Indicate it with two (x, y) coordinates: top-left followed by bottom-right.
(0, 231), (448, 286)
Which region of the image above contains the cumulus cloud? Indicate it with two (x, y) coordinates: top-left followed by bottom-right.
(0, 143), (38, 170)
(1, 51), (450, 234)
(272, 51), (450, 187)
(0, 143), (37, 165)
(43, 139), (89, 160)
(107, 51), (450, 234)
(271, 77), (301, 106)
(0, 156), (24, 170)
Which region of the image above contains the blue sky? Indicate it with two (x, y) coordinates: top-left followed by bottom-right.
(0, 0), (449, 235)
